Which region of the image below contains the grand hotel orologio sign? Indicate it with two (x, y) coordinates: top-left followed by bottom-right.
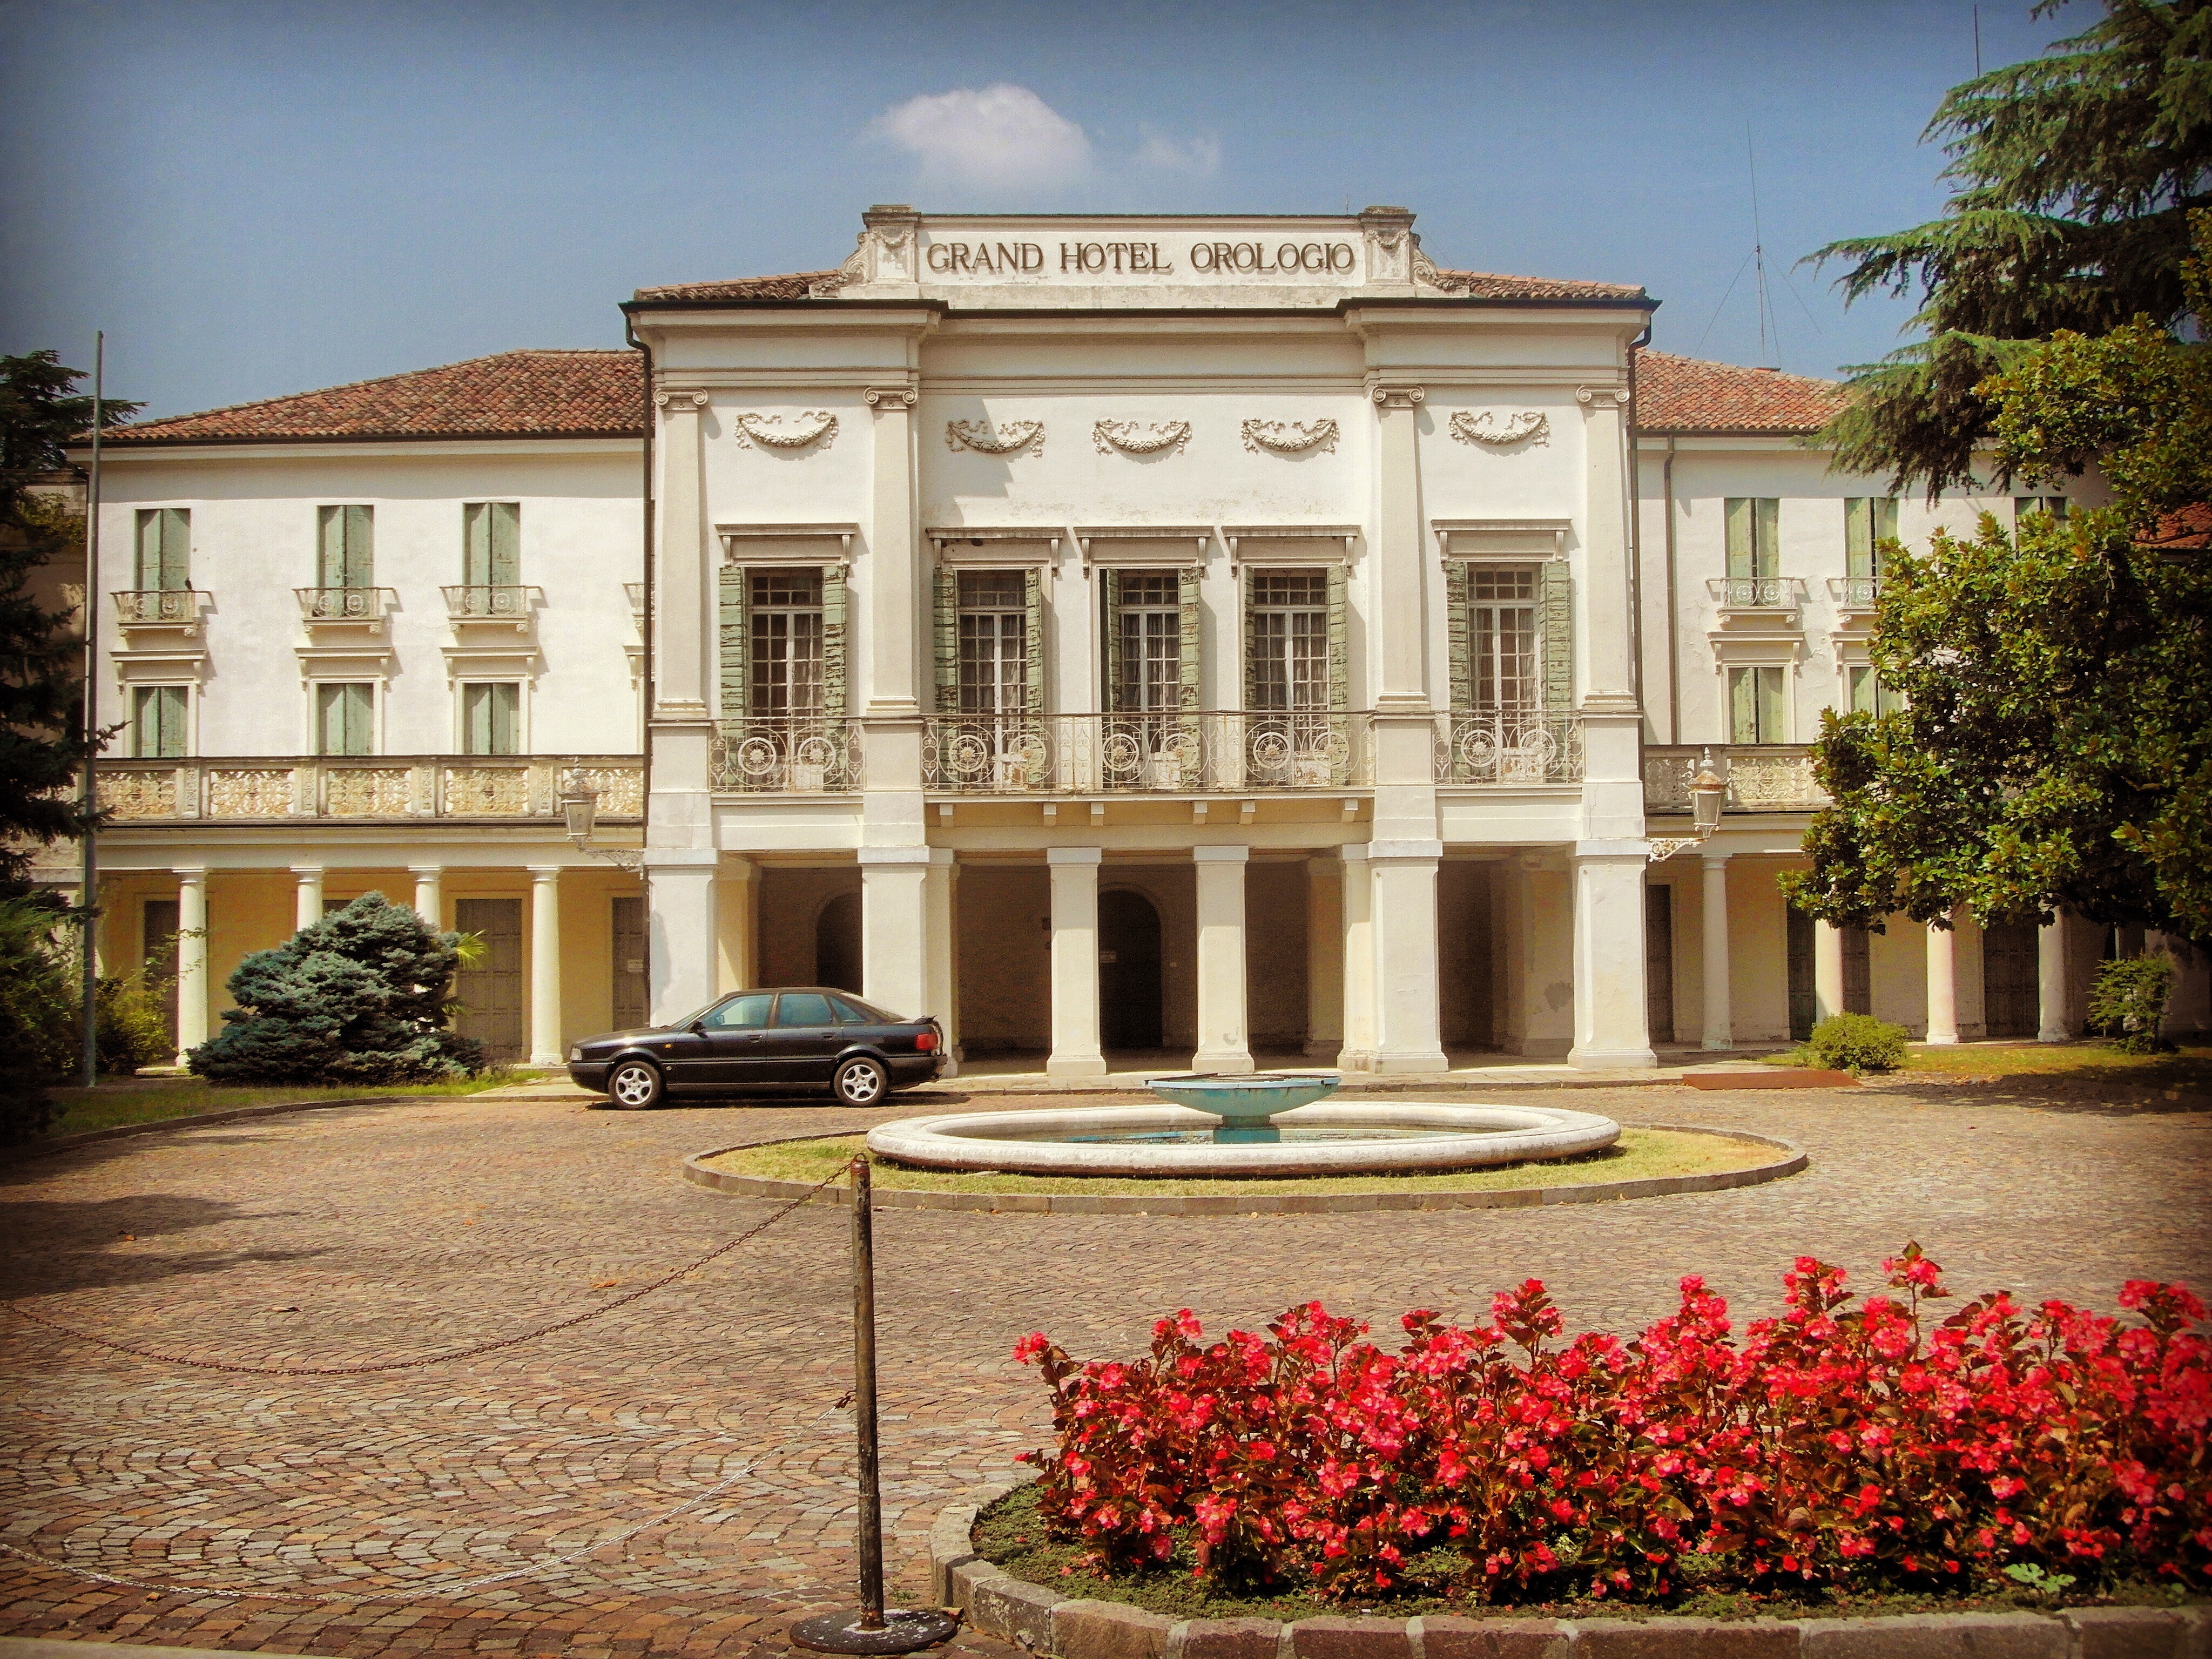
(922, 235), (1360, 280)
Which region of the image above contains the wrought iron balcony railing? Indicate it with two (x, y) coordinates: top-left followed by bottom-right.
(442, 584), (542, 621)
(1434, 711), (1584, 785)
(920, 710), (1370, 794)
(295, 586), (395, 621)
(112, 588), (204, 625)
(1708, 575), (1809, 611)
(1828, 575), (1881, 609)
(1643, 745), (1826, 813)
(711, 718), (865, 793)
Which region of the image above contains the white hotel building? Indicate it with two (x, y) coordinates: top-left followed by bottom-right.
(64, 206), (2205, 1075)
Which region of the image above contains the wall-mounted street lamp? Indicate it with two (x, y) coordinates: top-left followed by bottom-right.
(1649, 749), (1726, 863)
(558, 769), (643, 872)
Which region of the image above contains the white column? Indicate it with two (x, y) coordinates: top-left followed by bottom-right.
(2038, 912), (2071, 1042)
(924, 849), (960, 1074)
(528, 865), (563, 1066)
(1368, 841), (1449, 1074)
(864, 386), (920, 717)
(860, 846), (930, 1020)
(716, 856), (757, 993)
(646, 851), (718, 1026)
(409, 864), (442, 931)
(1699, 852), (1732, 1050)
(1192, 846), (1253, 1074)
(1046, 848), (1106, 1079)
(647, 388), (715, 858)
(1338, 845), (1375, 1071)
(1304, 853), (1344, 1057)
(1568, 843), (1656, 1069)
(1925, 914), (1960, 1044)
(175, 867), (209, 1064)
(291, 865), (325, 933)
(1813, 919), (1845, 1025)
(1368, 383), (1428, 711)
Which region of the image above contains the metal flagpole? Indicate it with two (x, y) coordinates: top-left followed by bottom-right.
(790, 1157), (956, 1655)
(78, 331), (104, 1089)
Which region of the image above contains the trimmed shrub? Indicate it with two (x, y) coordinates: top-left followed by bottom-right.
(188, 893), (484, 1084)
(1807, 1011), (1910, 1073)
(1015, 1247), (2210, 1605)
(95, 972), (174, 1074)
(2088, 955), (2175, 1054)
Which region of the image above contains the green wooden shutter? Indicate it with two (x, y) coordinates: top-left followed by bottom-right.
(717, 564), (748, 720)
(492, 683), (518, 753)
(1540, 559), (1573, 712)
(489, 502), (519, 585)
(318, 507), (343, 587)
(932, 565), (959, 714)
(135, 511), (159, 589)
(320, 683), (372, 756)
(134, 685), (187, 758)
(1845, 499), (1872, 580)
(1757, 666), (1785, 742)
(1445, 559), (1470, 713)
(821, 562), (847, 719)
(1022, 566), (1046, 715)
(464, 503), (489, 585)
(1177, 567), (1202, 711)
(1098, 568), (1122, 710)
(1729, 668), (1754, 744)
(137, 509), (188, 589)
(1241, 577), (1260, 711)
(1725, 498), (1752, 581)
(319, 506), (372, 587)
(1326, 562), (1348, 714)
(1754, 498), (1779, 580)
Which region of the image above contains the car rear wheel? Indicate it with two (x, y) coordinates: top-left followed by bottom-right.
(832, 1055), (888, 1107)
(608, 1058), (665, 1110)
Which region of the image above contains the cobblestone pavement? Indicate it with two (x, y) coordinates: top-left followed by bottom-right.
(3, 1074), (2207, 1659)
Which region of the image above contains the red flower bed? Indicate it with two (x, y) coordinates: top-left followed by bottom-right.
(1014, 1247), (2211, 1603)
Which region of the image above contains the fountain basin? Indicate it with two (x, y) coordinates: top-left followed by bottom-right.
(1143, 1072), (1342, 1125)
(863, 1102), (1620, 1179)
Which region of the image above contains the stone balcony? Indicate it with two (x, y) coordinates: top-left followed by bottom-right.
(1642, 745), (1826, 814)
(90, 755), (643, 824)
(111, 587), (207, 646)
(919, 711), (1372, 795)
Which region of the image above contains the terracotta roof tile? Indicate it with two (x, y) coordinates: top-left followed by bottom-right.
(1633, 349), (1846, 435)
(632, 271), (842, 302)
(107, 350), (643, 445)
(1422, 266), (1646, 301)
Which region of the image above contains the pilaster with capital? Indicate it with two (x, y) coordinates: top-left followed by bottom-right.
(861, 380), (926, 833)
(650, 387), (714, 850)
(1575, 382), (1644, 842)
(1368, 379), (1441, 844)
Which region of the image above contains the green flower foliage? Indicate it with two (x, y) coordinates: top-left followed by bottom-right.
(189, 893), (485, 1085)
(1782, 504), (2211, 947)
(1805, 1), (2212, 496)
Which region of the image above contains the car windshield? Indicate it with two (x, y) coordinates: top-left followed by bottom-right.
(828, 993), (896, 1024)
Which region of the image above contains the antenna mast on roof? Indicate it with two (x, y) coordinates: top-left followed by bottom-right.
(1748, 124), (1779, 369)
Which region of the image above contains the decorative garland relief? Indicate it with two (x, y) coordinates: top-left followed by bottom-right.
(1240, 419), (1339, 455)
(1092, 420), (1190, 457)
(1450, 409), (1549, 447)
(734, 411), (839, 450)
(946, 420), (1046, 456)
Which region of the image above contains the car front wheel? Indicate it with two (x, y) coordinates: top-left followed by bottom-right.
(607, 1058), (665, 1110)
(831, 1055), (888, 1107)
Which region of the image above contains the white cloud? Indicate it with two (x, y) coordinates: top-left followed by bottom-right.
(870, 84), (1091, 189)
(1135, 129), (1222, 178)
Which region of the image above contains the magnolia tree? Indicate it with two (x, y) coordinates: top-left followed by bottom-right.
(190, 894), (484, 1084)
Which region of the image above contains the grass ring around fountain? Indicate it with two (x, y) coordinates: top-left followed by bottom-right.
(682, 1124), (1806, 1216)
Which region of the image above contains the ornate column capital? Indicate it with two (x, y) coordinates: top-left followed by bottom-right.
(862, 385), (917, 409)
(1575, 385), (1630, 410)
(1369, 382), (1426, 410)
(654, 388), (709, 417)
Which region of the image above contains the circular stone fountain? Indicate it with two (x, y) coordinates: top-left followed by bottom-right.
(863, 1073), (1620, 1179)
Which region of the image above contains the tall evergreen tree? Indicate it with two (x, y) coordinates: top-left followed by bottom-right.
(0, 349), (139, 894)
(1806, 1), (2212, 496)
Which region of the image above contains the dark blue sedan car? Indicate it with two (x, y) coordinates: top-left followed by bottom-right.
(566, 987), (945, 1109)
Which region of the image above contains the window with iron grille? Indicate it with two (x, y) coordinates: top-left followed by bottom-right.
(1246, 569), (1328, 712)
(748, 568), (824, 717)
(1468, 566), (1540, 713)
(957, 570), (1028, 715)
(1114, 571), (1182, 712)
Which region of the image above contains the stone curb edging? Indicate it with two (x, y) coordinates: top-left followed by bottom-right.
(5, 1093), (452, 1162)
(681, 1126), (1807, 1216)
(929, 1483), (2210, 1659)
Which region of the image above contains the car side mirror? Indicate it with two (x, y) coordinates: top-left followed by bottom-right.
(689, 1020), (709, 1036)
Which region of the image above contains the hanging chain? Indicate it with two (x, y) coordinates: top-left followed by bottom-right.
(3, 1167), (845, 1375)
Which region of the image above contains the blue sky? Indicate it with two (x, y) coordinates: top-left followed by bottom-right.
(0, 0), (2063, 420)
